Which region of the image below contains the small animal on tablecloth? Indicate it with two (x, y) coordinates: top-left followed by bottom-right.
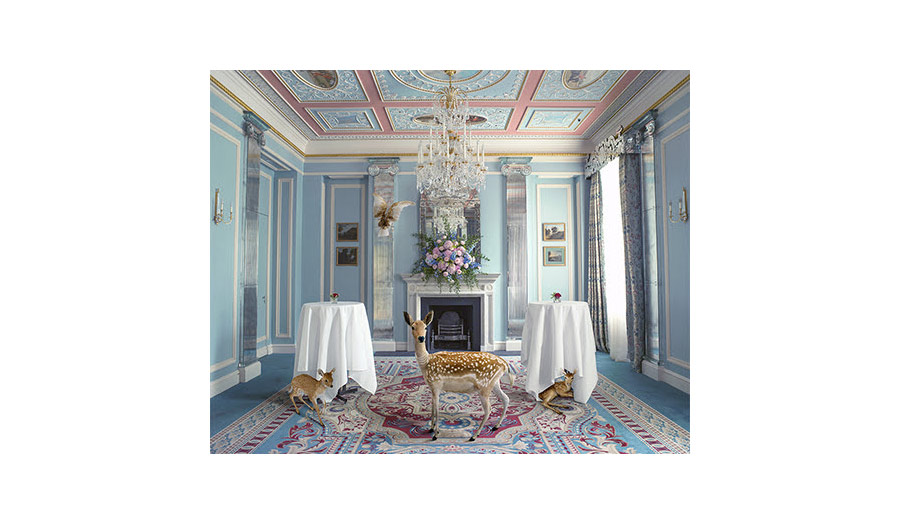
(374, 193), (415, 237)
(288, 368), (335, 427)
(539, 369), (577, 415)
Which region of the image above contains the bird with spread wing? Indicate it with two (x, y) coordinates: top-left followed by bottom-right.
(373, 193), (415, 237)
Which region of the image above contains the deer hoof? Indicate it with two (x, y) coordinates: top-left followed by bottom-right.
(468, 436), (476, 442)
(431, 435), (437, 441)
(490, 426), (499, 432)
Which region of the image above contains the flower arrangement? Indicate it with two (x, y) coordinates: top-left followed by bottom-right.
(412, 226), (488, 293)
(330, 292), (339, 303)
(551, 292), (562, 303)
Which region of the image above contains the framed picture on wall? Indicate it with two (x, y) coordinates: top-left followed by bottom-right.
(543, 246), (566, 266)
(542, 222), (566, 241)
(336, 222), (358, 242)
(336, 247), (358, 266)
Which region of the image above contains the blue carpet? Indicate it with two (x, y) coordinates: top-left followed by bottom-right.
(210, 351), (689, 437)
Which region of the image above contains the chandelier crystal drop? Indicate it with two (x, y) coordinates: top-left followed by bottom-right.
(416, 70), (487, 203)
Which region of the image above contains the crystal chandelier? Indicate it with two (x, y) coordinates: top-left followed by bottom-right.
(416, 70), (487, 209)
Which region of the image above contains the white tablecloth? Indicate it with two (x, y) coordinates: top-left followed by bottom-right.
(521, 301), (598, 403)
(293, 301), (377, 403)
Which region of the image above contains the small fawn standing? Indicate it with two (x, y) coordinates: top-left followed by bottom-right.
(404, 311), (514, 442)
(539, 369), (576, 415)
(288, 368), (335, 427)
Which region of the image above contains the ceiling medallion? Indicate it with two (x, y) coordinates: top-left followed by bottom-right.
(295, 70), (339, 90)
(562, 70), (606, 90)
(416, 70), (487, 233)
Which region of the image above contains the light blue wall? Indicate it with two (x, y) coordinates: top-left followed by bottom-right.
(325, 180), (366, 302)
(210, 91), (246, 383)
(210, 85), (303, 392)
(654, 88), (690, 379)
(527, 173), (584, 304)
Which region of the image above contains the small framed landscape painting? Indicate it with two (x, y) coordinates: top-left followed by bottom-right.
(336, 247), (358, 266)
(542, 222), (565, 241)
(336, 222), (358, 242)
(543, 246), (566, 266)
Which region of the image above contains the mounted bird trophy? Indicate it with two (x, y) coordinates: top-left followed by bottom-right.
(373, 193), (414, 237)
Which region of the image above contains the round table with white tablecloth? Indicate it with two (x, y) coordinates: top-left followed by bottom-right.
(293, 301), (377, 403)
(520, 301), (599, 403)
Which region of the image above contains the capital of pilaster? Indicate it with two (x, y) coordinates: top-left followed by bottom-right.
(242, 111), (268, 146)
(367, 157), (401, 177)
(499, 156), (533, 177)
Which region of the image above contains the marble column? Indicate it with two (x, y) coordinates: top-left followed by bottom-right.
(240, 112), (268, 370)
(500, 157), (532, 339)
(368, 157), (400, 341)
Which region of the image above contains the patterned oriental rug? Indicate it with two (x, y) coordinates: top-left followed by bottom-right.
(210, 356), (690, 454)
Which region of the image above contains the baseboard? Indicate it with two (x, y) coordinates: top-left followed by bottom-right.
(210, 370), (240, 398)
(503, 340), (522, 351)
(641, 360), (690, 394)
(373, 341), (406, 352)
(255, 345), (273, 359)
(239, 360), (262, 383)
(270, 344), (295, 354)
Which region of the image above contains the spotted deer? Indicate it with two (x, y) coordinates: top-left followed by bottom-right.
(538, 369), (576, 415)
(288, 368), (335, 427)
(404, 311), (515, 441)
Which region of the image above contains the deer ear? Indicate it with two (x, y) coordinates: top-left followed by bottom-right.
(424, 310), (434, 326)
(317, 369), (324, 377)
(329, 368), (335, 375)
(403, 311), (412, 326)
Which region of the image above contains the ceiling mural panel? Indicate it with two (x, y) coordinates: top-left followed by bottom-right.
(387, 106), (514, 131)
(307, 108), (383, 132)
(274, 70), (368, 102)
(533, 70), (626, 101)
(373, 70), (527, 101)
(518, 107), (594, 132)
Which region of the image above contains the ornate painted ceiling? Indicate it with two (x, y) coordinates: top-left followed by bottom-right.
(213, 70), (688, 156)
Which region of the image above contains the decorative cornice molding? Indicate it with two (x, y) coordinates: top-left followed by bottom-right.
(585, 126), (624, 175)
(499, 156), (533, 177)
(366, 157), (401, 177)
(585, 110), (657, 175)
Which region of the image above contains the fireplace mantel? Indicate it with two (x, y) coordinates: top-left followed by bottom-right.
(400, 273), (500, 352)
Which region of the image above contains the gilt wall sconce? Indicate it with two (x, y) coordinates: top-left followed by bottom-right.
(668, 186), (689, 223)
(212, 188), (233, 225)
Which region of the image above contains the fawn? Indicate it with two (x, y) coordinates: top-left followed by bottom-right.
(404, 311), (514, 442)
(288, 368), (335, 427)
(539, 369), (577, 415)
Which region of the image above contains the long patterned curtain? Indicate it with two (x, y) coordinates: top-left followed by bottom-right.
(619, 154), (646, 371)
(587, 172), (608, 352)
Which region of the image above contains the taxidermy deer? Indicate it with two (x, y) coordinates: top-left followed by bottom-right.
(538, 369), (577, 415)
(404, 311), (515, 441)
(374, 193), (415, 237)
(288, 368), (335, 427)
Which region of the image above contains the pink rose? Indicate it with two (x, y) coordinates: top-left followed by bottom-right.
(444, 241), (453, 249)
(432, 248), (440, 257)
(443, 271), (449, 276)
(464, 263), (469, 268)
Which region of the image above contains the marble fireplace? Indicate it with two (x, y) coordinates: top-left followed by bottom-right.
(400, 273), (500, 352)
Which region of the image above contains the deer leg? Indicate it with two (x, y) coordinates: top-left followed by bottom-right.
(559, 390), (574, 398)
(540, 391), (564, 415)
(431, 389), (440, 440)
(310, 396), (325, 428)
(470, 392), (491, 442)
(289, 391), (302, 414)
(491, 382), (510, 432)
